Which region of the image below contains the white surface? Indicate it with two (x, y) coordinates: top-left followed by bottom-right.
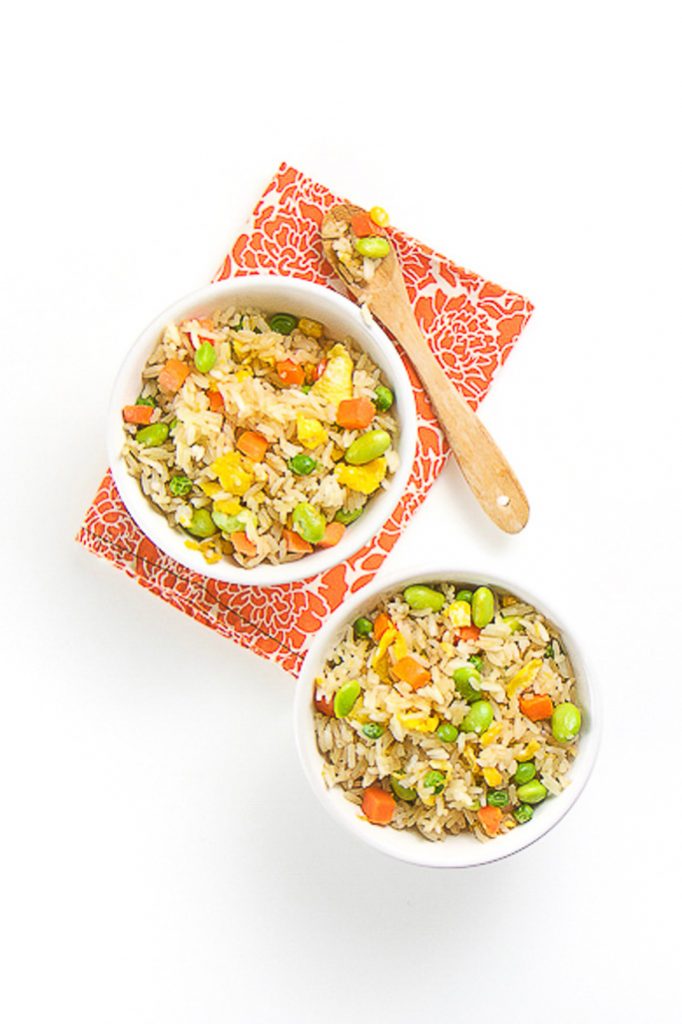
(1, 2), (680, 1022)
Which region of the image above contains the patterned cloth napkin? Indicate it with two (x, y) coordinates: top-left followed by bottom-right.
(77, 163), (533, 675)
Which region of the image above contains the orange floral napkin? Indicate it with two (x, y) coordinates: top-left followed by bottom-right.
(77, 163), (533, 675)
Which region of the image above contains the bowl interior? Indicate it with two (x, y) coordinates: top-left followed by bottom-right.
(108, 276), (417, 586)
(295, 568), (600, 868)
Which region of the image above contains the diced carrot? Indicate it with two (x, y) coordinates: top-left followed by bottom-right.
(208, 389), (224, 412)
(122, 404), (154, 425)
(351, 212), (380, 238)
(373, 612), (393, 641)
(236, 430), (269, 462)
(458, 625), (481, 642)
(283, 528), (313, 554)
(391, 656), (431, 690)
(158, 358), (190, 394)
(519, 693), (554, 721)
(478, 805), (503, 836)
(276, 359), (305, 386)
(314, 691), (335, 717)
(361, 786), (396, 825)
(231, 532), (257, 557)
(317, 521), (346, 548)
(336, 397), (376, 430)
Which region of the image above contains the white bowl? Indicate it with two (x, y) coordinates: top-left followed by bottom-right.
(295, 567), (601, 868)
(108, 276), (417, 586)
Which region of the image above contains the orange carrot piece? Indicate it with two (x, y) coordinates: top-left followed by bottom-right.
(158, 359), (190, 394)
(231, 531), (257, 557)
(276, 359), (305, 386)
(236, 430), (269, 462)
(351, 212), (379, 238)
(317, 521), (346, 548)
(122, 404), (154, 425)
(361, 786), (396, 825)
(519, 693), (554, 721)
(336, 397), (376, 430)
(391, 656), (431, 690)
(458, 625), (481, 642)
(283, 528), (313, 554)
(373, 612), (393, 641)
(208, 389), (224, 412)
(314, 691), (335, 717)
(478, 805), (503, 836)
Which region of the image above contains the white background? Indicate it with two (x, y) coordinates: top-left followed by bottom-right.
(2, 2), (681, 1022)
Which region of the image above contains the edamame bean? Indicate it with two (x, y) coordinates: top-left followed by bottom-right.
(136, 422), (169, 447)
(185, 508), (217, 538)
(423, 770), (446, 794)
(344, 429), (391, 466)
(487, 789), (509, 808)
(292, 502), (326, 544)
(333, 680), (361, 718)
(169, 474), (192, 497)
(353, 617), (373, 638)
(436, 722), (459, 744)
(268, 313), (299, 335)
(403, 585), (446, 612)
(516, 780), (548, 804)
(288, 453), (317, 476)
(453, 665), (483, 702)
(471, 586), (495, 628)
(551, 702), (582, 742)
(374, 384), (394, 411)
(334, 507), (363, 525)
(513, 803), (534, 824)
(468, 655), (484, 673)
(195, 341), (216, 374)
(354, 236), (391, 259)
(460, 700), (494, 734)
(455, 589), (473, 603)
(391, 776), (417, 802)
(513, 762), (537, 786)
(211, 510), (244, 534)
(362, 722), (384, 739)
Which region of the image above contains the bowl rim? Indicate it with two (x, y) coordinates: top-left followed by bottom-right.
(107, 275), (418, 587)
(294, 565), (602, 868)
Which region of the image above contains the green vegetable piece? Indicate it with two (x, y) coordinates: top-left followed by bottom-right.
(551, 702), (582, 743)
(185, 508), (217, 539)
(374, 384), (394, 411)
(288, 453), (317, 476)
(169, 419), (178, 431)
(231, 316), (244, 331)
(471, 586), (495, 628)
(502, 615), (523, 633)
(513, 762), (537, 786)
(135, 394), (156, 407)
(268, 313), (299, 335)
(194, 341), (217, 374)
(292, 502), (326, 544)
(354, 236), (391, 259)
(513, 803), (534, 824)
(344, 429), (391, 466)
(460, 700), (494, 735)
(353, 617), (373, 638)
(403, 585), (446, 612)
(455, 589), (473, 603)
(516, 780), (548, 805)
(390, 776), (417, 802)
(436, 722), (459, 744)
(136, 422), (169, 447)
(169, 474), (192, 497)
(362, 722), (384, 740)
(333, 680), (361, 718)
(211, 510), (248, 534)
(453, 665), (483, 702)
(301, 384), (312, 394)
(487, 789), (510, 808)
(545, 641), (556, 659)
(468, 655), (484, 672)
(423, 769), (446, 794)
(334, 507), (363, 526)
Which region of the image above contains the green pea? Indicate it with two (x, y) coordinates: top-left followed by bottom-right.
(354, 236), (391, 259)
(374, 384), (394, 411)
(468, 655), (484, 672)
(268, 313), (299, 335)
(334, 507), (363, 525)
(471, 586), (495, 628)
(436, 722), (459, 744)
(333, 680), (361, 718)
(185, 508), (217, 538)
(487, 789), (509, 808)
(516, 780), (548, 805)
(403, 585), (446, 612)
(513, 762), (537, 786)
(344, 429), (391, 466)
(194, 341), (217, 374)
(455, 589), (473, 603)
(423, 770), (446, 794)
(453, 665), (483, 702)
(289, 453), (317, 476)
(513, 803), (534, 824)
(362, 722), (384, 740)
(292, 502), (326, 544)
(353, 617), (373, 638)
(135, 394), (156, 407)
(136, 422), (169, 447)
(460, 700), (494, 735)
(169, 474), (192, 497)
(551, 702), (582, 743)
(391, 776), (417, 802)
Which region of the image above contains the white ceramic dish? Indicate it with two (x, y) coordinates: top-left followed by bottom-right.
(108, 276), (417, 586)
(295, 567), (601, 868)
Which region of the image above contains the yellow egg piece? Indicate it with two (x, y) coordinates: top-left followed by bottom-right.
(397, 713), (439, 733)
(446, 600), (472, 628)
(506, 658), (543, 698)
(210, 452), (253, 496)
(296, 415), (328, 450)
(483, 767), (503, 787)
(311, 343), (353, 404)
(335, 457), (387, 495)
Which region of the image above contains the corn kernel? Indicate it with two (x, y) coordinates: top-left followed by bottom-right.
(516, 740), (541, 762)
(483, 767), (503, 787)
(298, 317), (323, 339)
(481, 722), (503, 747)
(369, 205), (390, 227)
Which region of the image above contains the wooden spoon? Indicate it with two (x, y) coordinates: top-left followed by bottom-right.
(321, 203), (529, 533)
